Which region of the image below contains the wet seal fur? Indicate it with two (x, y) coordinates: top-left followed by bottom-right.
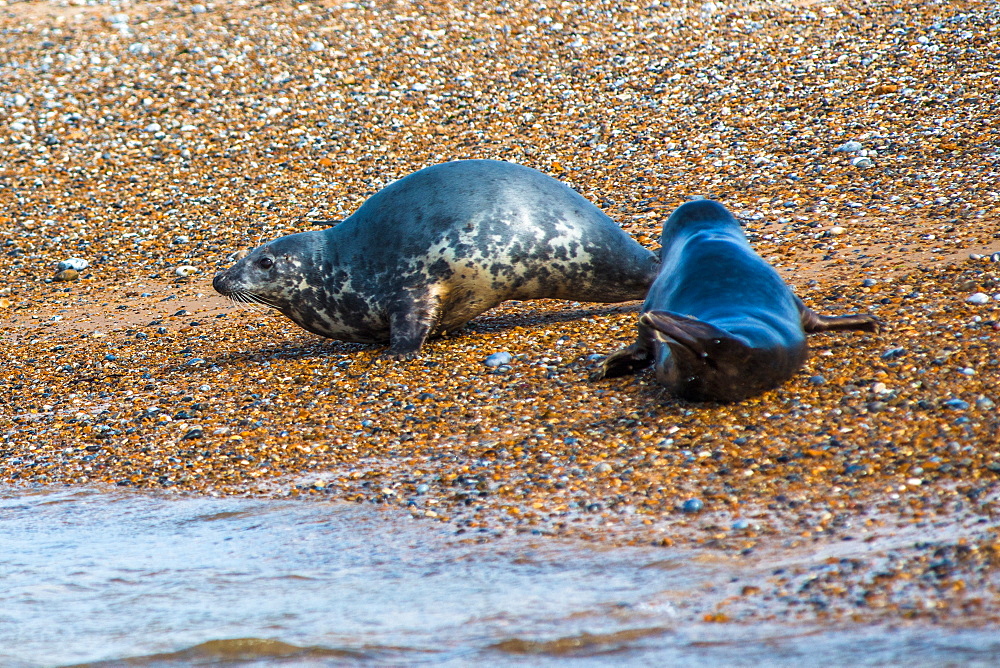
(589, 199), (880, 402)
(213, 159), (659, 358)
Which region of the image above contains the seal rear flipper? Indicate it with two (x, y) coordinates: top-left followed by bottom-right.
(794, 296), (882, 334)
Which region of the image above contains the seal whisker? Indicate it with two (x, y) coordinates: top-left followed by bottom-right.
(229, 291), (267, 314)
(244, 292), (279, 310)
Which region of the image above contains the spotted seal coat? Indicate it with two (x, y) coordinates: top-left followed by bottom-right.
(213, 159), (660, 358)
(589, 199), (880, 401)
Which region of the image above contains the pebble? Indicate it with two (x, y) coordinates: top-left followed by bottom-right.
(416, 484), (430, 494)
(828, 226), (846, 236)
(53, 269), (79, 282)
(850, 157), (875, 168)
(881, 347), (906, 360)
(975, 396), (996, 410)
(732, 518), (750, 530)
(181, 428), (204, 440)
(992, 252), (1000, 263)
(834, 140), (863, 152)
(682, 498), (704, 514)
(175, 266), (199, 277)
(57, 258), (89, 272)
(942, 399), (970, 411)
(966, 292), (990, 305)
(308, 41), (325, 52)
(483, 352), (513, 367)
(808, 375), (826, 385)
(862, 279), (878, 287)
(593, 462), (613, 473)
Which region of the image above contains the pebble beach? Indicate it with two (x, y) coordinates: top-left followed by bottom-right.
(2, 0), (999, 635)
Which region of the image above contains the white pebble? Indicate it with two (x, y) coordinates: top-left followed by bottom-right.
(829, 226), (846, 236)
(191, 4), (208, 13)
(175, 265), (199, 277)
(484, 351), (512, 367)
(850, 156), (874, 168)
(308, 41), (325, 52)
(210, 65), (224, 75)
(58, 257), (89, 271)
(13, 94), (28, 107)
(966, 292), (990, 305)
(834, 140), (863, 152)
(9, 121), (26, 132)
(411, 82), (428, 91)
(145, 122), (161, 132)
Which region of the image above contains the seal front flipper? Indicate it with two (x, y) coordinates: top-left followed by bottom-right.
(383, 291), (441, 361)
(794, 296), (881, 334)
(640, 311), (737, 361)
(589, 339), (655, 381)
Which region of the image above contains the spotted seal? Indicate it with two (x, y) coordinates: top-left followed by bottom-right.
(589, 199), (880, 401)
(213, 159), (660, 358)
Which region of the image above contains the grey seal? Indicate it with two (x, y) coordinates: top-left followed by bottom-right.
(589, 199), (880, 401)
(213, 159), (659, 358)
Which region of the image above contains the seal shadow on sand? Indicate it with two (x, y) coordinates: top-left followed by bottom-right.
(198, 302), (644, 370)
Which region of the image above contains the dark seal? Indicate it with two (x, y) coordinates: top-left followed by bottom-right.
(589, 199), (880, 401)
(213, 159), (659, 358)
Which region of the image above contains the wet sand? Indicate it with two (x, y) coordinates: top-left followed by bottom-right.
(1, 0), (999, 636)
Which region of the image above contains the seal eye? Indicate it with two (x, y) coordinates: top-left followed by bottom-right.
(257, 256), (274, 270)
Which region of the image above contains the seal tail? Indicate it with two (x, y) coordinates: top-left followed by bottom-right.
(794, 296), (882, 334)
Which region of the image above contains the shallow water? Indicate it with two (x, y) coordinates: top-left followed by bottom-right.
(1, 487), (997, 667)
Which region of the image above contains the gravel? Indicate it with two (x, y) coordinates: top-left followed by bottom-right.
(0, 0), (998, 628)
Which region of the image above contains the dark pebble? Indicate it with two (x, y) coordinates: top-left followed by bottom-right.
(682, 498), (704, 513)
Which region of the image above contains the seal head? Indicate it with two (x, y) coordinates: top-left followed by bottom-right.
(590, 199), (879, 401)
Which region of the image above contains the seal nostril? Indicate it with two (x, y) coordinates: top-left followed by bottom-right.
(212, 273), (227, 294)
